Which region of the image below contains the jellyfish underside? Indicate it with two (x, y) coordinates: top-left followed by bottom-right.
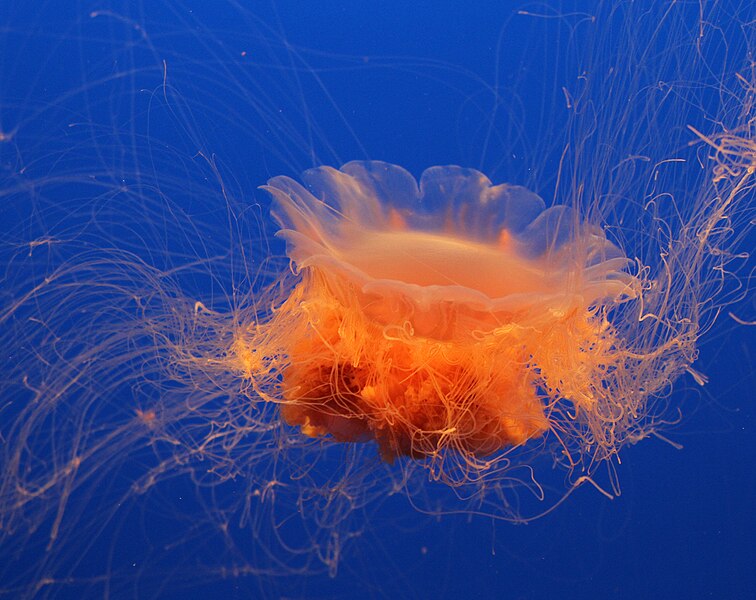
(235, 161), (640, 463)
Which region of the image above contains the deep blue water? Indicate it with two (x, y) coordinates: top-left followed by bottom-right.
(1, 1), (754, 599)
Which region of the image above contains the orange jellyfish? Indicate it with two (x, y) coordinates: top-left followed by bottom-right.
(230, 160), (644, 483)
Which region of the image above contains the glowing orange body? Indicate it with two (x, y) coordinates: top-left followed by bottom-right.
(278, 271), (549, 459)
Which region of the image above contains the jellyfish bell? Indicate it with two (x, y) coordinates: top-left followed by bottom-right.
(230, 160), (643, 480)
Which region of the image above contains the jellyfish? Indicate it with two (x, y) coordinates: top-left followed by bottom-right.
(236, 161), (638, 473)
(228, 136), (752, 491)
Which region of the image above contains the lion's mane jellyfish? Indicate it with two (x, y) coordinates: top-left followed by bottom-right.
(234, 161), (640, 479)
(228, 113), (756, 495)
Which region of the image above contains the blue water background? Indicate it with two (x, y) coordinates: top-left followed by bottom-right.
(1, 1), (754, 598)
